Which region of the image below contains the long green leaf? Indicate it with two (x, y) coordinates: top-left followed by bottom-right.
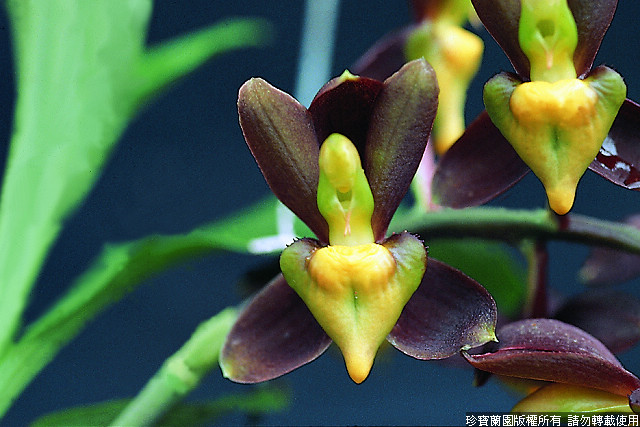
(0, 230), (223, 417)
(0, 195), (298, 418)
(0, 0), (270, 355)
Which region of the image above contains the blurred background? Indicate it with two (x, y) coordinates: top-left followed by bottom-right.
(0, 1), (639, 425)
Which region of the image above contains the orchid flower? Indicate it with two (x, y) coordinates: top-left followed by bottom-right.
(433, 0), (639, 213)
(219, 59), (498, 384)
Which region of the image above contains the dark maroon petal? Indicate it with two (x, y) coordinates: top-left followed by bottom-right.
(463, 318), (640, 397)
(567, 0), (618, 78)
(388, 258), (497, 360)
(351, 27), (411, 82)
(220, 274), (332, 383)
(431, 111), (530, 208)
(308, 74), (383, 159)
(554, 290), (640, 354)
(365, 59), (438, 240)
(238, 78), (328, 242)
(471, 0), (531, 79)
(579, 214), (640, 285)
(589, 99), (640, 190)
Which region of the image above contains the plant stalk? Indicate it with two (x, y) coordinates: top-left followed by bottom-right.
(109, 308), (237, 426)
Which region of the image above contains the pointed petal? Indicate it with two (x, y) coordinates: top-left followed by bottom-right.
(365, 59), (439, 239)
(388, 258), (497, 359)
(238, 78), (328, 242)
(463, 319), (640, 396)
(579, 214), (640, 286)
(471, 0), (531, 79)
(431, 111), (530, 208)
(220, 274), (332, 383)
(308, 73), (383, 158)
(567, 0), (618, 78)
(351, 27), (411, 81)
(589, 99), (640, 190)
(513, 383), (634, 413)
(554, 290), (640, 354)
(428, 239), (527, 319)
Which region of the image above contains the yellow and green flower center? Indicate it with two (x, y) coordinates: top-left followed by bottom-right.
(519, 0), (577, 83)
(483, 0), (626, 215)
(307, 243), (396, 295)
(510, 79), (598, 128)
(317, 133), (375, 246)
(279, 133), (427, 383)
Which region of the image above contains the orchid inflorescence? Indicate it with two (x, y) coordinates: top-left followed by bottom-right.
(221, 0), (640, 414)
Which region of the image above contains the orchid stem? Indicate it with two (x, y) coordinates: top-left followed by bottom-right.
(392, 207), (640, 254)
(110, 308), (237, 426)
(521, 240), (549, 319)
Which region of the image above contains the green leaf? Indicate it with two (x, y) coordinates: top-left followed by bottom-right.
(427, 239), (527, 318)
(0, 0), (270, 356)
(0, 231), (219, 417)
(110, 307), (239, 425)
(0, 206), (285, 419)
(0, 195), (309, 418)
(31, 399), (130, 427)
(29, 387), (289, 427)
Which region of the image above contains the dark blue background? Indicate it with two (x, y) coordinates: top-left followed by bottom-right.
(1, 1), (639, 425)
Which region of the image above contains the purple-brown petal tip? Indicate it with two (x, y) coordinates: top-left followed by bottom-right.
(463, 318), (640, 397)
(308, 72), (383, 159)
(238, 78), (329, 242)
(568, 0), (618, 78)
(365, 58), (439, 239)
(388, 258), (497, 360)
(431, 111), (530, 208)
(471, 0), (531, 79)
(220, 274), (332, 383)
